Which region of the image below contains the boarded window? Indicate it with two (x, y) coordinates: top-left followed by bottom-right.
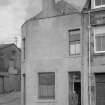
(69, 29), (80, 55)
(38, 72), (55, 99)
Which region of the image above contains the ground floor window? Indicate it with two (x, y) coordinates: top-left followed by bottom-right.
(38, 72), (55, 99)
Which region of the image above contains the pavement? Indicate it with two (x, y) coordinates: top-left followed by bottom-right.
(0, 91), (21, 105)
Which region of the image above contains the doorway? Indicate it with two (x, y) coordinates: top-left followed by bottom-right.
(95, 73), (105, 105)
(69, 72), (81, 105)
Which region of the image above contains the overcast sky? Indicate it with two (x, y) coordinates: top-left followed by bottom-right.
(0, 0), (86, 47)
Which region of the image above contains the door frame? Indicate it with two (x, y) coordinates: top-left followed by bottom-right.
(68, 71), (81, 105)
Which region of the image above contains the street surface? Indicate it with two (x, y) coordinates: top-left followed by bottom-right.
(0, 91), (21, 105)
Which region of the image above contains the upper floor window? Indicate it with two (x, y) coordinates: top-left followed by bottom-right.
(93, 0), (105, 8)
(38, 72), (55, 99)
(69, 29), (80, 56)
(94, 26), (105, 53)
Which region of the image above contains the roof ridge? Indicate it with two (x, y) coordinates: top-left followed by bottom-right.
(0, 43), (17, 49)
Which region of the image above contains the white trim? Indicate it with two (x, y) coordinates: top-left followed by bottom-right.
(94, 28), (105, 53)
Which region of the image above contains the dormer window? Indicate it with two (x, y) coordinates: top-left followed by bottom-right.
(93, 0), (105, 8)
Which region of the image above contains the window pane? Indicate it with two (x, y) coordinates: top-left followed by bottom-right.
(69, 34), (80, 41)
(102, 0), (105, 5)
(39, 72), (55, 99)
(76, 42), (80, 54)
(69, 29), (80, 55)
(95, 0), (101, 6)
(102, 36), (105, 51)
(39, 73), (55, 85)
(70, 44), (75, 55)
(96, 36), (102, 51)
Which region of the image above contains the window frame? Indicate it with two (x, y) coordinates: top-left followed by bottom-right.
(38, 72), (55, 100)
(94, 27), (105, 53)
(93, 0), (105, 9)
(68, 29), (80, 56)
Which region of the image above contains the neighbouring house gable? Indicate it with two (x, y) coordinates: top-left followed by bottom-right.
(0, 44), (21, 73)
(24, 0), (80, 23)
(56, 0), (79, 15)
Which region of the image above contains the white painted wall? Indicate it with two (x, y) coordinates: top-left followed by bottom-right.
(22, 14), (82, 105)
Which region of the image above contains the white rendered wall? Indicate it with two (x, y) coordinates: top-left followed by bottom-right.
(22, 14), (82, 105)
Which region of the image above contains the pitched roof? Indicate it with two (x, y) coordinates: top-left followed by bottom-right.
(0, 44), (12, 49)
(0, 43), (19, 50)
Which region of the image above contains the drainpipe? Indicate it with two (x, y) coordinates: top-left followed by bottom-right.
(81, 9), (93, 105)
(23, 74), (26, 105)
(81, 12), (89, 105)
(88, 11), (92, 105)
(21, 73), (26, 105)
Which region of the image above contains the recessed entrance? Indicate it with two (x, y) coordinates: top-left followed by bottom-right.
(69, 72), (81, 105)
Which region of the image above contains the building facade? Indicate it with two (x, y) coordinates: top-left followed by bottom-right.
(21, 0), (105, 105)
(86, 0), (105, 105)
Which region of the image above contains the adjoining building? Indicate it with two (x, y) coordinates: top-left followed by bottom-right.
(0, 43), (21, 93)
(21, 0), (105, 105)
(84, 0), (105, 105)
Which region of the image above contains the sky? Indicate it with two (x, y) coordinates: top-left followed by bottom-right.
(0, 0), (86, 47)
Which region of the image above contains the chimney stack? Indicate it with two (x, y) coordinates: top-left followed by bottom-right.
(35, 0), (59, 19)
(42, 0), (55, 11)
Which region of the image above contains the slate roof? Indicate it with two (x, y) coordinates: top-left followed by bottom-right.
(0, 44), (13, 49)
(0, 43), (20, 50)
